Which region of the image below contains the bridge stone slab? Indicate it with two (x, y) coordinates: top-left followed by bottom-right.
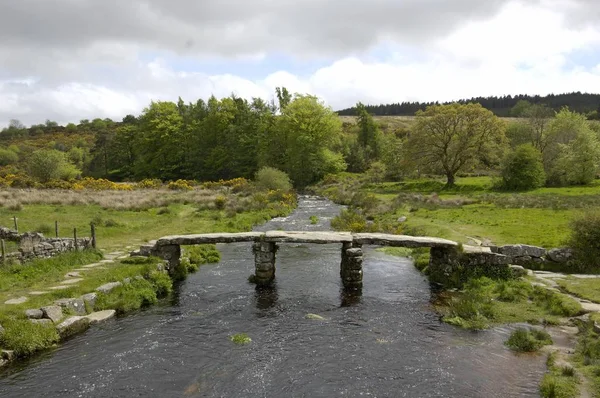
(157, 232), (263, 246)
(263, 231), (353, 244)
(352, 233), (458, 248)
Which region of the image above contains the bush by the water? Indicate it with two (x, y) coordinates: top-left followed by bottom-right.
(505, 328), (553, 352)
(568, 212), (600, 272)
(500, 144), (546, 191)
(186, 244), (221, 265)
(254, 167), (292, 192)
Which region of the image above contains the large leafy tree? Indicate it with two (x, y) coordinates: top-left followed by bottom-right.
(277, 94), (345, 188)
(406, 103), (506, 186)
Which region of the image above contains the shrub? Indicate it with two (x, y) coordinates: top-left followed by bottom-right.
(539, 373), (579, 398)
(0, 148), (19, 166)
(147, 271), (173, 297)
(137, 178), (162, 189)
(254, 167), (292, 192)
(568, 212), (600, 272)
(505, 328), (553, 352)
(500, 144), (546, 191)
(167, 179), (194, 190)
(331, 208), (368, 232)
(532, 286), (582, 316)
(214, 195), (227, 210)
(309, 215), (319, 225)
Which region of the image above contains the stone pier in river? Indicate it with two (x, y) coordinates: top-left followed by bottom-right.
(139, 231), (508, 290)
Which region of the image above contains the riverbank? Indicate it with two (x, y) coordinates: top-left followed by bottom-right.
(0, 184), (297, 367)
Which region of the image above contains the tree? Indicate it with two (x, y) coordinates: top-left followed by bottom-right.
(525, 104), (554, 154)
(277, 94), (345, 188)
(275, 87), (292, 111)
(510, 100), (532, 117)
(406, 103), (506, 186)
(355, 102), (382, 164)
(544, 108), (600, 185)
(27, 149), (80, 182)
(500, 144), (545, 191)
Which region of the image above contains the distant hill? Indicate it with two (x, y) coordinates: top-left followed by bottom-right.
(336, 92), (600, 118)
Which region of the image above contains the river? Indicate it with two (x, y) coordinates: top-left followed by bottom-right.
(0, 196), (548, 397)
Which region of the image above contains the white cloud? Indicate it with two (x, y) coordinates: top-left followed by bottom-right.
(2, 0), (600, 126)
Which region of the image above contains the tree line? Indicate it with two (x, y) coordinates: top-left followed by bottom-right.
(337, 92), (600, 119)
(1, 89), (600, 190)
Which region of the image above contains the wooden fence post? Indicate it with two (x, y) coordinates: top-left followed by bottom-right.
(74, 228), (78, 251)
(55, 221), (58, 238)
(91, 223), (96, 249)
(13, 216), (18, 233)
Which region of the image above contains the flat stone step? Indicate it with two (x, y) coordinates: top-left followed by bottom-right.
(28, 291), (49, 296)
(99, 260), (114, 264)
(49, 286), (70, 291)
(4, 296), (28, 305)
(60, 278), (83, 285)
(82, 263), (103, 269)
(85, 310), (116, 324)
(65, 272), (81, 278)
(580, 302), (600, 313)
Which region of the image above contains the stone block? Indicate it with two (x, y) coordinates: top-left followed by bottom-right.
(54, 298), (87, 315)
(41, 305), (64, 323)
(30, 319), (53, 326)
(56, 316), (90, 339)
(547, 248), (573, 263)
(345, 248), (363, 257)
(255, 262), (275, 272)
(498, 244), (546, 259)
(25, 309), (44, 319)
(85, 310), (116, 325)
(96, 282), (123, 294)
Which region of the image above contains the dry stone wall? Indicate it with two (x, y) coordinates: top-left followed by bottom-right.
(0, 228), (93, 264)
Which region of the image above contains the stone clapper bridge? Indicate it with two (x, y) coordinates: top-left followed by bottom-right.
(135, 231), (512, 289)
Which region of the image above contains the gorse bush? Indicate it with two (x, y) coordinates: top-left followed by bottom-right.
(254, 167), (292, 192)
(568, 212), (600, 272)
(95, 278), (158, 314)
(500, 144), (546, 191)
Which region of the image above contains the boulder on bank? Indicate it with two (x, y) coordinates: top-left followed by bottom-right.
(547, 248), (573, 263)
(41, 306), (64, 323)
(54, 298), (86, 316)
(56, 316), (90, 339)
(85, 310), (116, 325)
(80, 293), (97, 309)
(96, 282), (122, 294)
(25, 309), (44, 319)
(498, 244), (546, 259)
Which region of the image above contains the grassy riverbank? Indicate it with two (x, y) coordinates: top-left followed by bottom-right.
(0, 183), (297, 361)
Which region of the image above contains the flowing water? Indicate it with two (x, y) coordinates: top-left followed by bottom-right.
(0, 196), (552, 397)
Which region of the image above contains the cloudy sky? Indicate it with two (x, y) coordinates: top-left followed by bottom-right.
(1, 0), (600, 126)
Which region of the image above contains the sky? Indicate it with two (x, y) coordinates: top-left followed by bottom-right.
(1, 0), (600, 126)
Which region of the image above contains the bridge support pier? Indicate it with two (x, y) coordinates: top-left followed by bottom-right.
(155, 244), (181, 274)
(341, 243), (363, 290)
(253, 241), (278, 285)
